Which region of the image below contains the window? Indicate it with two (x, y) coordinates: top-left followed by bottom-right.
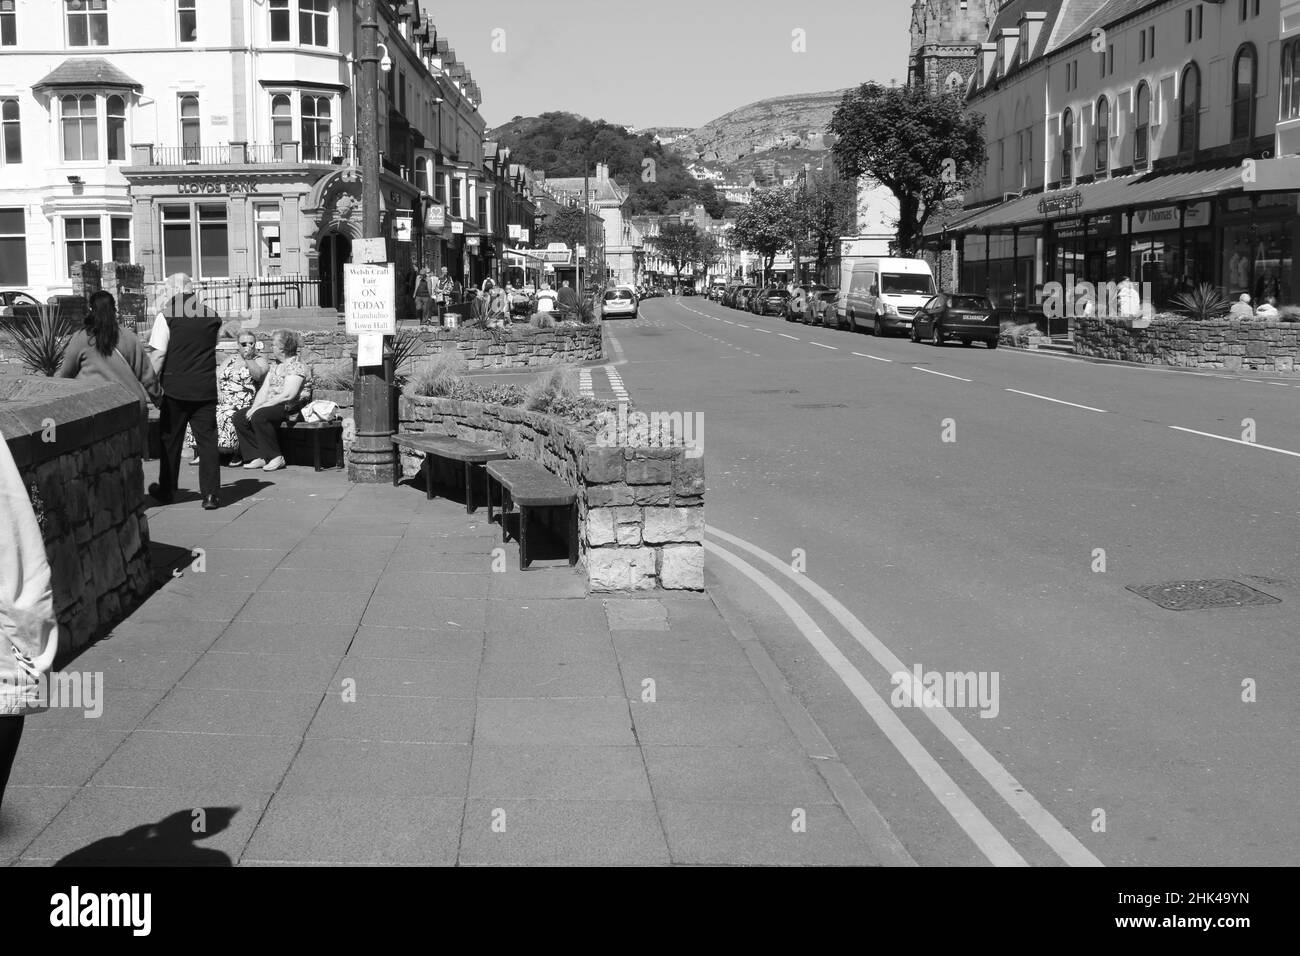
(66, 0), (108, 47)
(1239, 0), (1247, 20)
(1148, 26), (1155, 58)
(301, 95), (331, 161)
(399, 72), (406, 115)
(1, 98), (19, 164)
(61, 94), (97, 161)
(1061, 108), (1073, 182)
(271, 94), (292, 149)
(110, 216), (130, 264)
(1179, 62), (1200, 153)
(299, 0), (328, 48)
(255, 204), (281, 276)
(1232, 45), (1256, 141)
(161, 204), (228, 279)
(1196, 4), (1203, 39)
(269, 0), (290, 41)
(478, 194), (488, 227)
(1095, 96), (1109, 172)
(65, 217), (101, 268)
(1, 0), (15, 46)
(179, 94), (200, 161)
(1284, 42), (1298, 121)
(1185, 9), (1192, 43)
(198, 204), (228, 277)
(1134, 82), (1150, 170)
(0, 208), (25, 284)
(1140, 29), (1146, 62)
(106, 94), (125, 161)
(161, 204), (191, 276)
(1107, 44), (1114, 76)
(177, 0), (196, 42)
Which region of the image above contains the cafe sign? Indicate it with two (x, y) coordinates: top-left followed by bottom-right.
(1039, 192), (1083, 215)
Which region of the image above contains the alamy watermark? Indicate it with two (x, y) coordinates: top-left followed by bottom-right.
(594, 403), (703, 458)
(0, 669), (104, 718)
(1041, 274), (1155, 321)
(890, 664), (1000, 719)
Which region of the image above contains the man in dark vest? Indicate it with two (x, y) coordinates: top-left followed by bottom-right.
(146, 274), (223, 510)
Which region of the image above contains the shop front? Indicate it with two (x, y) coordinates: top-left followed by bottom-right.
(1219, 193), (1297, 305)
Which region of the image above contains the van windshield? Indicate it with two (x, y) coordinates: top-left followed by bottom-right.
(882, 273), (935, 296)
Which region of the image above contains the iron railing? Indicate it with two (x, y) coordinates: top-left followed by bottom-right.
(141, 275), (319, 329)
(147, 136), (357, 167)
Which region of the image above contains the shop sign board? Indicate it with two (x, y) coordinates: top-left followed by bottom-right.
(1039, 192), (1083, 215)
(393, 212), (413, 243)
(344, 263), (396, 335)
(426, 204), (445, 229)
(1127, 201), (1210, 234)
(452, 219), (464, 234)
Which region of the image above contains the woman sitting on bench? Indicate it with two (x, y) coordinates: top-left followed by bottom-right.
(232, 329), (312, 472)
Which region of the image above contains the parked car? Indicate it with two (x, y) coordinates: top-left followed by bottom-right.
(910, 292), (999, 348)
(753, 286), (791, 317)
(805, 290), (841, 327)
(789, 283), (828, 320)
(838, 257), (937, 336)
(0, 289), (42, 318)
(728, 285), (755, 309)
(601, 287), (639, 319)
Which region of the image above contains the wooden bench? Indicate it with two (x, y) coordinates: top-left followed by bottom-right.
(392, 433), (509, 513)
(485, 459), (579, 570)
(279, 420), (344, 471)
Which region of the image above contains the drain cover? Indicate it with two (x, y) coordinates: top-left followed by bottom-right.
(1126, 580), (1281, 611)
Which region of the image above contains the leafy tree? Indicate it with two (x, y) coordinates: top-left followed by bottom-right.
(730, 187), (803, 277)
(644, 222), (709, 288)
(827, 82), (986, 256)
(800, 175), (858, 280)
(536, 205), (589, 251)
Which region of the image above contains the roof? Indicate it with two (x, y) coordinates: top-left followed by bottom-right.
(33, 58), (142, 93)
(544, 176), (627, 205)
(937, 164), (1245, 236)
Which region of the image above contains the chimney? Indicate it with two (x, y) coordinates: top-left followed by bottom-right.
(1019, 12), (1047, 64)
(595, 162), (609, 182)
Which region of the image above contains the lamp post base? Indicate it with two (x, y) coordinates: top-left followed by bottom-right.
(347, 359), (394, 483)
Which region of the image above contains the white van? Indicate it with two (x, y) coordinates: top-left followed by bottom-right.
(837, 258), (937, 336)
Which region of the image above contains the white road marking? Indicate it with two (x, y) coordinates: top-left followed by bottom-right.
(723, 320), (735, 325)
(779, 333), (800, 340)
(912, 367), (972, 382)
(853, 352), (892, 362)
(704, 538), (1028, 867)
(1169, 426), (1300, 458)
(1004, 389), (1107, 413)
(706, 525), (1105, 868)
(811, 342), (838, 350)
(736, 323), (750, 328)
(754, 328), (772, 334)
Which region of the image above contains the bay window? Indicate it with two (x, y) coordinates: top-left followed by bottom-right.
(61, 94), (97, 161)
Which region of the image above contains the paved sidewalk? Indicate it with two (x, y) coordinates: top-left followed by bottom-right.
(1, 466), (891, 866)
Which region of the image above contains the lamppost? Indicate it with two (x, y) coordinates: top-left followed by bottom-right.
(348, 0), (394, 483)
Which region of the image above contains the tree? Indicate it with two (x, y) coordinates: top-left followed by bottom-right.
(644, 221), (709, 289)
(827, 82), (986, 256)
(730, 186), (803, 277)
(536, 205), (588, 251)
(801, 175), (858, 281)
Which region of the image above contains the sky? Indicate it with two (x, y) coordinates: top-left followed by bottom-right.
(428, 0), (916, 131)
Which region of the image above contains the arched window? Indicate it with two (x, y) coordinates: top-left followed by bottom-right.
(1134, 82), (1150, 169)
(179, 94), (200, 162)
(1061, 107), (1073, 182)
(1095, 96), (1109, 173)
(301, 95), (331, 161)
(106, 94), (125, 162)
(945, 72), (964, 93)
(1232, 44), (1257, 140)
(271, 94), (292, 149)
(1179, 62), (1200, 153)
(61, 94), (97, 161)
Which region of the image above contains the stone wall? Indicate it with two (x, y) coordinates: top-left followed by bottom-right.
(1074, 317), (1300, 374)
(399, 395), (705, 592)
(291, 324), (603, 378)
(0, 375), (153, 656)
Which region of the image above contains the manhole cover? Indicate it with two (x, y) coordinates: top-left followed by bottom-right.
(1125, 580), (1281, 611)
(791, 402), (848, 409)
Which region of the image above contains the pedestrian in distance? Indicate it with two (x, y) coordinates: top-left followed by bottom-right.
(232, 329), (312, 472)
(557, 280), (578, 316)
(535, 282), (558, 314)
(413, 265), (433, 324)
(433, 266), (454, 325)
(57, 289), (159, 454)
(0, 433), (60, 813)
(147, 274), (224, 510)
(1228, 294), (1254, 319)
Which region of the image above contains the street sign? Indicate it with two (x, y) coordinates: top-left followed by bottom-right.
(452, 220), (464, 234)
(508, 224), (521, 239)
(356, 238), (387, 264)
(344, 263), (396, 335)
(520, 228), (530, 242)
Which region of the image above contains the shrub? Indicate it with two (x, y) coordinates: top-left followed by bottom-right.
(1172, 283), (1230, 321)
(406, 351), (469, 397)
(9, 302), (79, 376)
(1278, 306), (1300, 323)
(529, 311), (555, 329)
(313, 358), (354, 392)
(524, 367), (577, 413)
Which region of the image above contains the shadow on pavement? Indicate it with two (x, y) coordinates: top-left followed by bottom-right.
(53, 807), (238, 866)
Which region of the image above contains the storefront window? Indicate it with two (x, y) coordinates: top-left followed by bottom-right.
(161, 203), (228, 279)
(1222, 212), (1294, 305)
(198, 204), (228, 278)
(256, 203), (281, 276)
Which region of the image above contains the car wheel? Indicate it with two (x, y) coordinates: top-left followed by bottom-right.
(874, 316), (885, 337)
(987, 338), (999, 350)
(910, 324), (920, 343)
(931, 323), (943, 346)
(961, 338), (973, 347)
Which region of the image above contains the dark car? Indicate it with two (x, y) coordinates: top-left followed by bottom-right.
(805, 290), (840, 327)
(789, 283), (828, 321)
(729, 285), (755, 309)
(752, 286), (789, 316)
(910, 292), (999, 348)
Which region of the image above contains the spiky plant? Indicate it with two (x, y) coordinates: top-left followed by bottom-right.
(1171, 284), (1231, 321)
(9, 302), (79, 376)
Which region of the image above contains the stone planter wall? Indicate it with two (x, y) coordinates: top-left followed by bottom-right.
(0, 374), (153, 656)
(398, 394), (705, 592)
(1074, 317), (1300, 373)
(290, 324), (602, 379)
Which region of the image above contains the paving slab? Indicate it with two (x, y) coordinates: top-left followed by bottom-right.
(620, 662), (771, 702)
(478, 660), (625, 699)
(306, 694), (475, 744)
(459, 799), (669, 867)
(482, 628), (618, 665)
(209, 622), (358, 658)
(487, 569), (589, 600)
(346, 626), (484, 663)
(630, 700), (803, 748)
(473, 698), (635, 747)
(641, 746), (838, 805)
(486, 599), (609, 636)
(372, 569), (492, 599)
(141, 687), (322, 738)
(467, 745), (652, 801)
(87, 730), (302, 792)
(269, 738), (470, 797)
(8, 727), (131, 787)
(359, 594), (487, 631)
(656, 801), (878, 866)
(277, 548), (392, 571)
(603, 598), (670, 631)
(258, 567), (385, 594)
(233, 589), (369, 628)
(0, 786), (78, 865)
(129, 588), (255, 624)
(331, 657), (480, 699)
(178, 651), (341, 695)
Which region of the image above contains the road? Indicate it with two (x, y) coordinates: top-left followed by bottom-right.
(606, 294), (1300, 867)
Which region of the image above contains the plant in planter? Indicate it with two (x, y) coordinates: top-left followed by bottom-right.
(1172, 284), (1230, 321)
(8, 302), (79, 375)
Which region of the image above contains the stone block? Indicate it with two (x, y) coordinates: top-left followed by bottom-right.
(632, 484), (672, 506)
(674, 457), (705, 496)
(583, 446), (625, 483)
(658, 544), (705, 591)
(643, 507), (705, 545)
(626, 458), (673, 485)
(585, 483), (635, 507)
(587, 547), (657, 592)
(586, 507), (617, 547)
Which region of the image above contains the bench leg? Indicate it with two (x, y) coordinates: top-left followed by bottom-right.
(312, 430), (323, 472)
(487, 473), (496, 528)
(568, 502), (579, 566)
(464, 461), (474, 514)
(519, 505), (529, 570)
(392, 443), (400, 486)
(424, 456), (434, 501)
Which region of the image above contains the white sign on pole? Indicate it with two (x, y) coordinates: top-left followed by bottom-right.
(357, 332), (384, 367)
(356, 238), (387, 264)
(452, 219), (464, 234)
(508, 224), (521, 239)
(520, 228), (530, 242)
(344, 263), (396, 335)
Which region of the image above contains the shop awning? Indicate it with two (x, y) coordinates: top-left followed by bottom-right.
(940, 174), (1142, 236)
(1242, 156), (1300, 193)
(1120, 165), (1246, 206)
(33, 57), (142, 93)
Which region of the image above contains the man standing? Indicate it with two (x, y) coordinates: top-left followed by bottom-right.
(556, 280), (578, 316)
(147, 274), (223, 510)
(433, 266), (454, 325)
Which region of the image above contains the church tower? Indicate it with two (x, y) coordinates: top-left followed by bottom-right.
(906, 0), (996, 95)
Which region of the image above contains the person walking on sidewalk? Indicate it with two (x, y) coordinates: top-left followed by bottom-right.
(433, 267), (454, 325)
(0, 434), (60, 813)
(232, 329), (312, 472)
(56, 290), (158, 454)
(147, 274), (224, 511)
